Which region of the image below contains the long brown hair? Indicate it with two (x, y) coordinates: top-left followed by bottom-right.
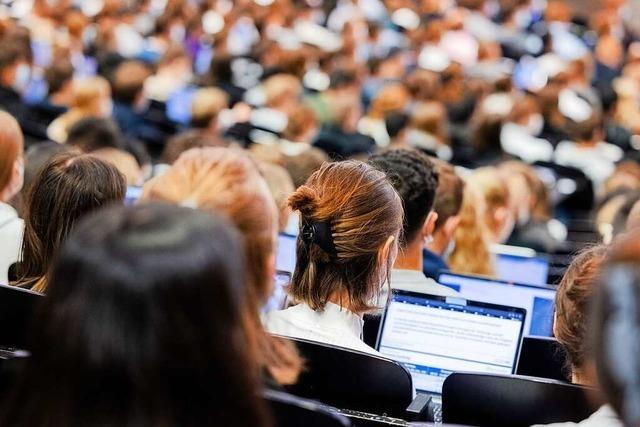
(16, 151), (126, 293)
(288, 160), (403, 313)
(142, 147), (302, 385)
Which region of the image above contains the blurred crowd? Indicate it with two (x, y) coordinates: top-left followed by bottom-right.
(2, 0), (640, 278)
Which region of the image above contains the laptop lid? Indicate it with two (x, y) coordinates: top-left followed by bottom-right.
(276, 233), (297, 273)
(0, 283), (43, 350)
(438, 272), (556, 337)
(376, 290), (526, 395)
(495, 253), (550, 286)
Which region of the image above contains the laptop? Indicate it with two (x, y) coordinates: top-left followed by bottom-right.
(263, 270), (292, 314)
(491, 244), (550, 286)
(0, 283), (43, 353)
(376, 290), (526, 399)
(516, 336), (568, 382)
(438, 272), (556, 337)
(276, 233), (297, 273)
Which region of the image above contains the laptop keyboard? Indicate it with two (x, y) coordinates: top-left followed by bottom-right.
(336, 409), (410, 425)
(0, 346), (28, 359)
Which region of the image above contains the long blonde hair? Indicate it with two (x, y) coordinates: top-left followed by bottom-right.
(141, 147), (302, 385)
(448, 182), (495, 276)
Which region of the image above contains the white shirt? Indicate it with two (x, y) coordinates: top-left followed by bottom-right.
(500, 123), (554, 163)
(0, 202), (23, 284)
(264, 301), (381, 356)
(531, 405), (623, 427)
(554, 141), (623, 187)
(390, 269), (459, 297)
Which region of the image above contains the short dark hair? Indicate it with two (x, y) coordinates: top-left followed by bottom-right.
(110, 60), (152, 104)
(369, 149), (439, 247)
(44, 58), (74, 95)
(2, 203), (270, 426)
(0, 41), (25, 72)
(66, 118), (126, 152)
(431, 159), (465, 229)
(385, 112), (410, 139)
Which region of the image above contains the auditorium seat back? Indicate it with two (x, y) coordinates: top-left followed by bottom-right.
(281, 337), (413, 418)
(442, 373), (595, 427)
(265, 389), (351, 427)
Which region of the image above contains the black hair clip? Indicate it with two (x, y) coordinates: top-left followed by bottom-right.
(301, 219), (337, 258)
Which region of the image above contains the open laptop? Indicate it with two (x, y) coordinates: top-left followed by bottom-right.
(0, 283), (43, 354)
(376, 290), (526, 399)
(276, 233), (297, 273)
(491, 244), (550, 286)
(438, 272), (556, 337)
(263, 270), (292, 314)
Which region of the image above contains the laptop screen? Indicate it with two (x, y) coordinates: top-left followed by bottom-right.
(495, 253), (549, 286)
(276, 233), (297, 273)
(377, 291), (526, 394)
(438, 272), (556, 337)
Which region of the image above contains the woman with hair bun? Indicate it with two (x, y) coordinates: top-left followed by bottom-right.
(265, 160), (403, 355)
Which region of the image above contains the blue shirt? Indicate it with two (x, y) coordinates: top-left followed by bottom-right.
(423, 248), (448, 281)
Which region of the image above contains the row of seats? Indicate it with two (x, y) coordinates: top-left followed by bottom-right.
(0, 281), (589, 426)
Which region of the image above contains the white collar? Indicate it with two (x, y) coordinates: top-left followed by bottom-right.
(0, 202), (18, 218)
(391, 268), (431, 283)
(294, 301), (364, 339)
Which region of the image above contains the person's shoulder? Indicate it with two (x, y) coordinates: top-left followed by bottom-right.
(597, 142), (624, 161)
(264, 305), (306, 330)
(530, 405), (623, 427)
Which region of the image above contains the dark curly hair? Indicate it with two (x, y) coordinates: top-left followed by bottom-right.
(368, 148), (439, 248)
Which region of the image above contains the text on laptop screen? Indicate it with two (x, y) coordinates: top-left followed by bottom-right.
(495, 254), (549, 286)
(438, 273), (556, 337)
(377, 292), (525, 394)
(276, 234), (297, 273)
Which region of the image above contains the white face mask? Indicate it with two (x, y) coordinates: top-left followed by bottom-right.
(497, 213), (516, 244)
(525, 113), (544, 136)
(517, 205), (531, 227)
(12, 64), (31, 93)
(101, 99), (113, 117)
(443, 238), (456, 259)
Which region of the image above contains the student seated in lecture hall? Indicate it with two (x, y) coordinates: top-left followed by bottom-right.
(368, 148), (458, 297)
(0, 112), (25, 285)
(0, 204), (271, 427)
(11, 151), (126, 293)
(264, 160), (403, 356)
(531, 245), (622, 427)
(141, 147), (302, 386)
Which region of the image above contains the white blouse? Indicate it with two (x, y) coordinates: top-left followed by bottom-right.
(264, 301), (381, 356)
(531, 405), (623, 427)
(0, 202), (23, 284)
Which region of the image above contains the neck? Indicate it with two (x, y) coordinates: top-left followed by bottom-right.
(394, 239), (423, 271)
(328, 290), (357, 313)
(571, 365), (595, 387)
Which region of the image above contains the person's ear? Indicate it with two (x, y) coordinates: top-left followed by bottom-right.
(2, 157), (24, 202)
(378, 235), (397, 265)
(443, 215), (461, 239)
(422, 211), (438, 242)
(495, 206), (508, 223)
